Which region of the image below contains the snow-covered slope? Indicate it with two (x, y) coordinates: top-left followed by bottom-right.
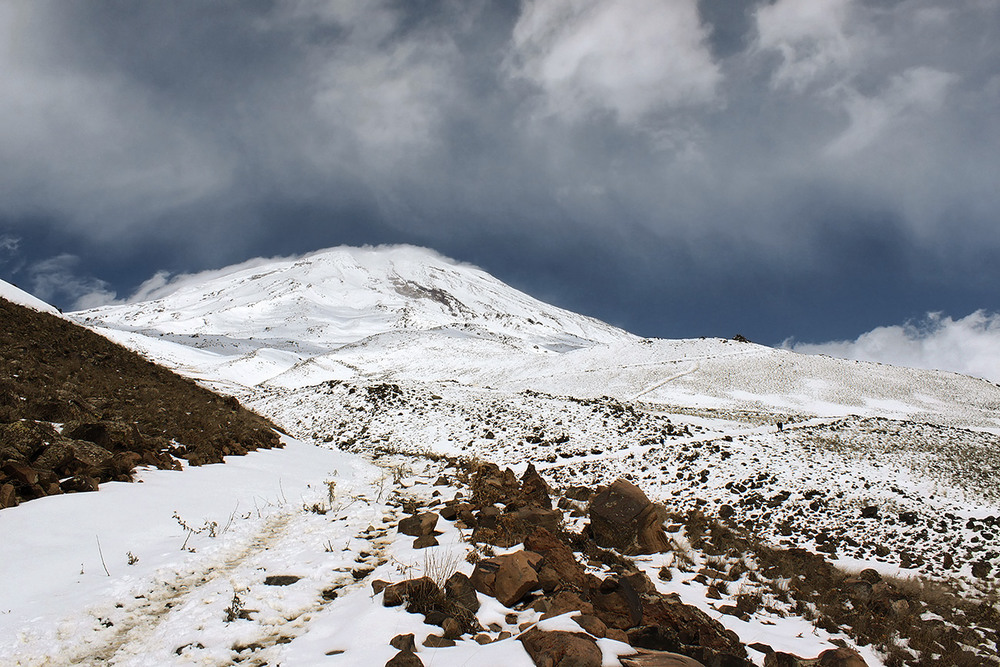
(0, 278), (60, 315)
(76, 245), (632, 352)
(7, 245), (1000, 665)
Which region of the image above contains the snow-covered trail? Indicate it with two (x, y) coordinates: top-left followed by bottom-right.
(0, 439), (404, 666)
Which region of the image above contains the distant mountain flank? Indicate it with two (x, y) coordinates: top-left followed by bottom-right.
(0, 293), (280, 509)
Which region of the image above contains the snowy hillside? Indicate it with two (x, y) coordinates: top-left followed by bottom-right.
(1, 278), (61, 315)
(7, 243), (991, 666)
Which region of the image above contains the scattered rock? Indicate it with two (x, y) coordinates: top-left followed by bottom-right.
(764, 647), (867, 666)
(382, 577), (442, 611)
(572, 614), (608, 638)
(413, 535), (439, 549)
(422, 634), (456, 648)
(591, 576), (643, 629)
(0, 482), (16, 508)
(263, 575), (301, 586)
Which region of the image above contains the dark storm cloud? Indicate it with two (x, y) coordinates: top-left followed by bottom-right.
(1, 0), (999, 346)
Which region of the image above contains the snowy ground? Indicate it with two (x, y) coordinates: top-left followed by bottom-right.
(0, 436), (890, 667)
(9, 246), (994, 664)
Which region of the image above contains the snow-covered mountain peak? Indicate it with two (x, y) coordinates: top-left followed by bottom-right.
(74, 245), (634, 351)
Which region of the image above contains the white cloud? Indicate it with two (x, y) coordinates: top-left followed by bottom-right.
(755, 0), (859, 91)
(824, 67), (956, 156)
(786, 311), (1000, 384)
(28, 254), (121, 311)
(508, 0), (721, 124)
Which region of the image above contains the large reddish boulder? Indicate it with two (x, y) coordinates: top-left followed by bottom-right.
(588, 479), (671, 555)
(471, 551), (543, 607)
(518, 627), (602, 667)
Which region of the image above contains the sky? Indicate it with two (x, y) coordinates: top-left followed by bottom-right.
(2, 0), (1000, 381)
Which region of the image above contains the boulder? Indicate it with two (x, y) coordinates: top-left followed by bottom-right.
(471, 551), (543, 607)
(0, 482), (17, 508)
(572, 614), (607, 638)
(630, 592), (751, 667)
(471, 462), (521, 508)
(64, 421), (144, 452)
(524, 528), (587, 589)
(33, 439), (113, 477)
(445, 572), (480, 613)
(764, 648), (867, 667)
(385, 649), (423, 667)
(588, 479), (671, 555)
(621, 650), (707, 667)
(841, 578), (873, 603)
(413, 535), (438, 549)
(422, 634), (456, 648)
(0, 421), (59, 463)
(59, 475), (99, 493)
(1, 462), (39, 486)
(591, 577), (643, 629)
(399, 512), (438, 537)
(543, 590), (593, 618)
(509, 506), (562, 533)
(520, 463), (552, 508)
(390, 634), (416, 652)
(518, 627), (602, 667)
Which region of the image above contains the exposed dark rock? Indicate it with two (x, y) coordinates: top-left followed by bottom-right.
(385, 649), (423, 667)
(471, 551), (543, 607)
(389, 634), (416, 652)
(588, 479), (671, 555)
(518, 627), (602, 667)
(444, 572), (480, 613)
(620, 650), (707, 667)
(764, 647), (867, 666)
(412, 535), (439, 549)
(399, 512), (438, 537)
(422, 634), (455, 648)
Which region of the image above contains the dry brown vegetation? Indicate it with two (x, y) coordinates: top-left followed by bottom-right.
(1, 297), (281, 507)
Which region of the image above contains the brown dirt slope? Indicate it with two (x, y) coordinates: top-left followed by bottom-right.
(1, 296), (281, 508)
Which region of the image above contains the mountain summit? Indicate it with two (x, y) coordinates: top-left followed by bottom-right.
(76, 245), (632, 352)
